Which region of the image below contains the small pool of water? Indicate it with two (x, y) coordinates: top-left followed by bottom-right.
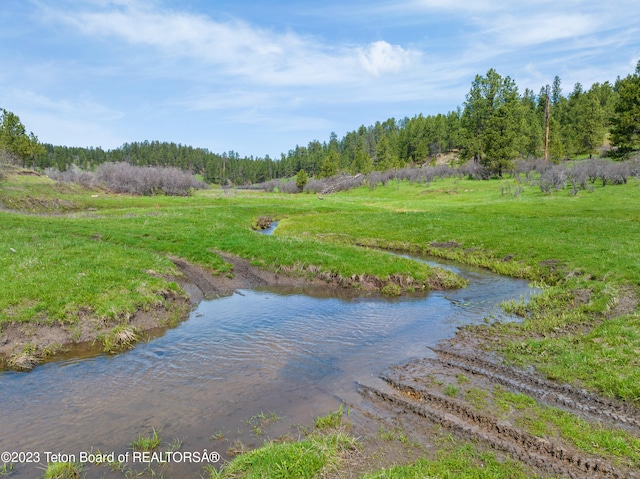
(0, 255), (532, 478)
(257, 220), (279, 235)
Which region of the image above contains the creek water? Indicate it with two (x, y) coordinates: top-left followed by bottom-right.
(0, 253), (533, 478)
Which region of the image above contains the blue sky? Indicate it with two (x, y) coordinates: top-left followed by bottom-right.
(1, 0), (639, 158)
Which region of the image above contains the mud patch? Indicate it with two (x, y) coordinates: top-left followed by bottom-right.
(430, 240), (462, 248)
(0, 290), (191, 370)
(252, 215), (274, 230)
(1, 252), (351, 370)
(172, 251), (344, 302)
(608, 287), (639, 318)
(358, 339), (640, 479)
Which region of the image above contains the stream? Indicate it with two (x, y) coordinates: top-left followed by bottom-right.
(0, 251), (533, 478)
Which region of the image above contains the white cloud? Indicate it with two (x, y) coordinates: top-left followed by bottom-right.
(43, 1), (426, 89)
(0, 85), (126, 147)
(45, 2), (360, 87)
(9, 89), (124, 122)
(359, 41), (414, 76)
(484, 13), (596, 47)
(405, 0), (503, 12)
(15, 0), (639, 156)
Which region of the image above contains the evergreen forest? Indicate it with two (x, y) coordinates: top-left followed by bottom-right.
(2, 63), (640, 186)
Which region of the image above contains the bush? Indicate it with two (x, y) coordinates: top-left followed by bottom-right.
(95, 162), (206, 196)
(603, 162), (629, 185)
(46, 166), (99, 188)
(459, 161), (490, 180)
(46, 163), (207, 196)
(0, 148), (20, 180)
(303, 178), (329, 193)
(539, 164), (567, 193)
(627, 157), (640, 177)
(278, 180), (300, 194)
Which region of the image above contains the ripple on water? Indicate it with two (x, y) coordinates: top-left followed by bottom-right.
(0, 257), (533, 478)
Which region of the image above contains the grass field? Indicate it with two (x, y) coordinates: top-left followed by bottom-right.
(277, 176), (640, 402)
(2, 166), (640, 477)
(0, 172), (462, 329)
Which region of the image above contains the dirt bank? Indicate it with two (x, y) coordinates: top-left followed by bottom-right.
(0, 252), (344, 370)
(351, 332), (640, 479)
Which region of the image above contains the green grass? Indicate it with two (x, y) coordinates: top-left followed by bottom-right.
(362, 443), (535, 479)
(275, 175), (640, 404)
(278, 176), (640, 285)
(1, 173), (464, 332)
(464, 388), (489, 411)
(505, 313), (640, 402)
(314, 405), (346, 430)
(3, 167), (640, 477)
(245, 411), (281, 437)
(444, 384), (460, 397)
(0, 463), (14, 477)
(494, 389), (640, 467)
(2, 170), (640, 400)
(100, 325), (140, 353)
(41, 462), (82, 479)
(377, 426), (412, 445)
(131, 428), (161, 452)
(209, 432), (356, 479)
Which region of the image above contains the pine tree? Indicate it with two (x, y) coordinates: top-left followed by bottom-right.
(319, 150), (339, 178)
(0, 108), (46, 167)
(611, 61), (640, 156)
(296, 169), (308, 191)
(461, 69), (522, 175)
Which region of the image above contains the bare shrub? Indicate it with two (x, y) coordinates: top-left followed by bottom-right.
(581, 158), (608, 184)
(603, 161), (629, 185)
(262, 179), (285, 192)
(539, 164), (567, 193)
(0, 148), (20, 167)
(513, 158), (549, 182)
(571, 158), (631, 187)
(0, 148), (20, 180)
(303, 178), (328, 193)
(431, 164), (458, 179)
(459, 161), (490, 180)
(46, 166), (100, 188)
(626, 157), (640, 177)
(367, 171), (385, 189)
(239, 178), (304, 193)
(388, 167), (414, 182)
(329, 174), (366, 193)
(567, 162), (589, 195)
(277, 180), (300, 194)
(93, 162), (205, 196)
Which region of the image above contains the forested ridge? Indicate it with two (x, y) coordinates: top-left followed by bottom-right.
(2, 63), (639, 185)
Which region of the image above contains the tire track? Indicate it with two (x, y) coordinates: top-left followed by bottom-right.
(359, 380), (637, 479)
(429, 347), (640, 434)
(358, 348), (640, 478)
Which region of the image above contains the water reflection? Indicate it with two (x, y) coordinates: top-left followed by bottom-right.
(0, 257), (532, 478)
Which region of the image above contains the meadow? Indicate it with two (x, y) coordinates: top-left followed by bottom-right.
(2, 166), (640, 478)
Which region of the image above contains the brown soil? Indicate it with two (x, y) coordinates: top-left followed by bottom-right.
(351, 333), (640, 479)
(429, 240), (462, 248)
(0, 252), (347, 370)
(5, 247), (640, 477)
(0, 290), (191, 370)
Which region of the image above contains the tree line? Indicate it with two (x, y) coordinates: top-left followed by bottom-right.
(2, 62), (639, 184)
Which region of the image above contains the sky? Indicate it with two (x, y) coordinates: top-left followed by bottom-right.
(1, 0), (639, 159)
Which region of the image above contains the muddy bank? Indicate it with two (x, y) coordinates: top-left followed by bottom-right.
(354, 331), (640, 479)
(0, 251), (364, 370)
(171, 251), (341, 302)
(0, 289), (191, 370)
